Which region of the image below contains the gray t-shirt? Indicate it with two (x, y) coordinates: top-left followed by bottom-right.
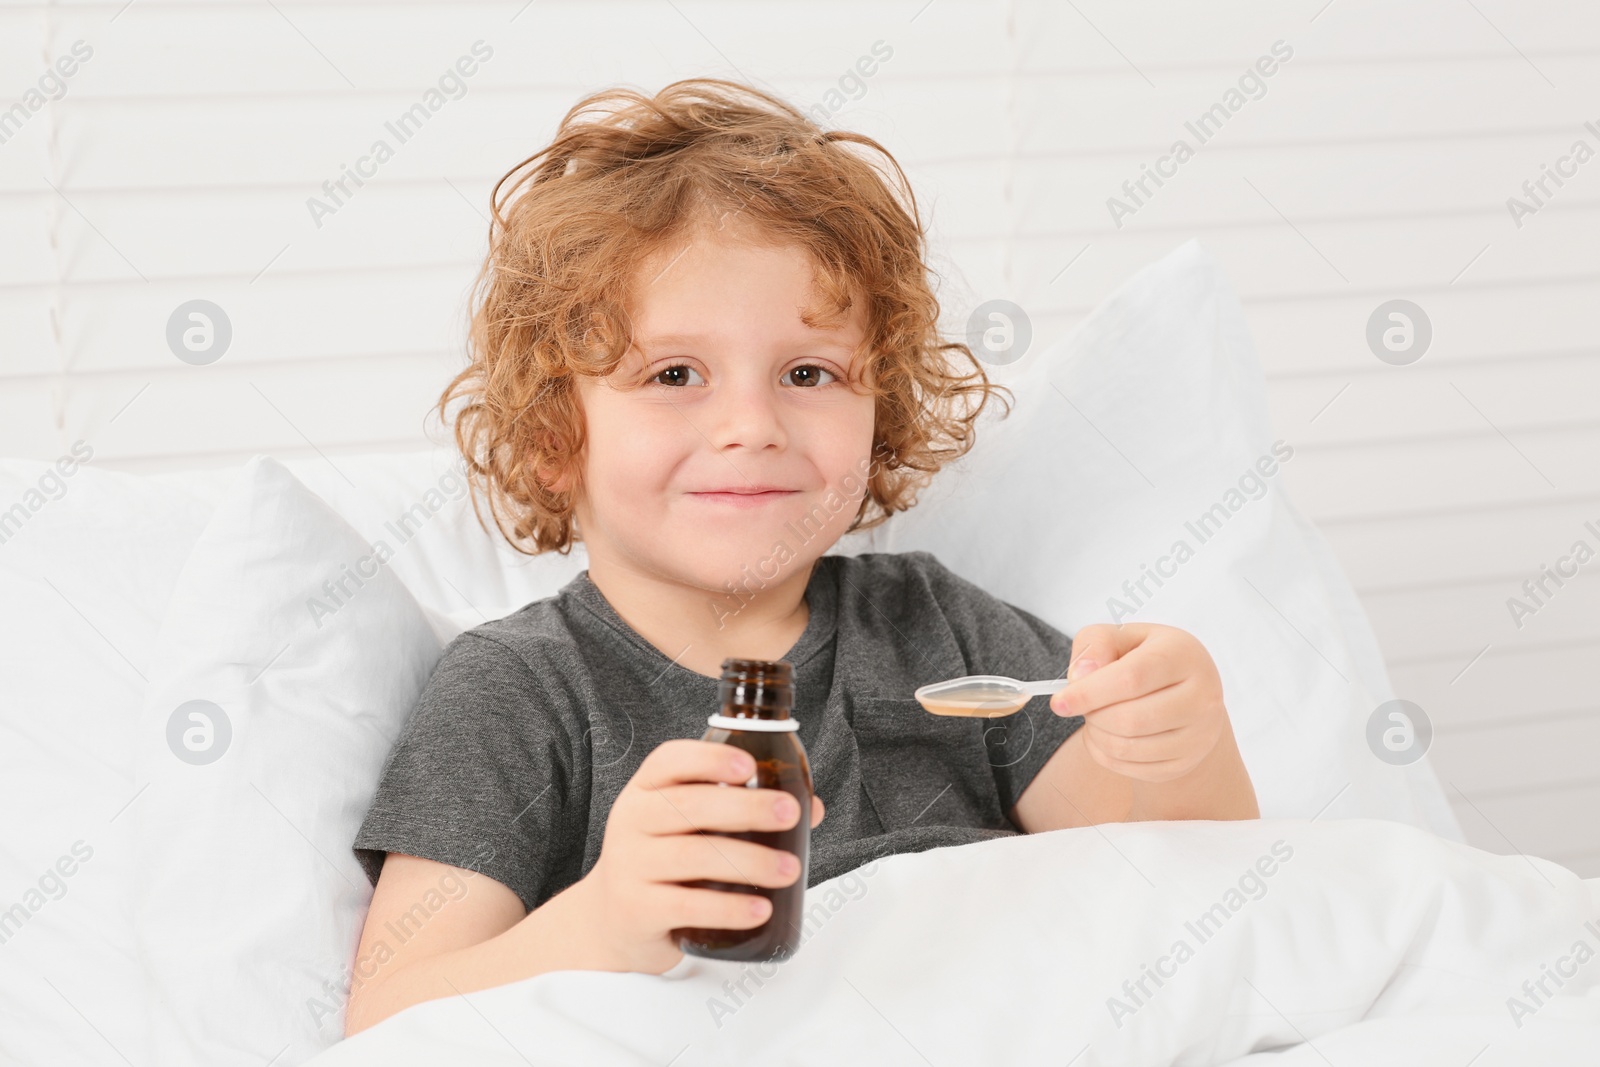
(354, 550), (1083, 911)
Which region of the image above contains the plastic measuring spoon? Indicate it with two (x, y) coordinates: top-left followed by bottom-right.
(913, 673), (1070, 718)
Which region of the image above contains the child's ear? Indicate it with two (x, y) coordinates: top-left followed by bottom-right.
(539, 470), (570, 495)
(534, 457), (573, 495)
(532, 435), (575, 494)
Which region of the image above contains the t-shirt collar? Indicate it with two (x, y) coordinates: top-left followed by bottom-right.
(562, 556), (840, 680)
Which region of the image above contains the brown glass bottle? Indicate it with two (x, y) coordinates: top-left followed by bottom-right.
(673, 658), (813, 962)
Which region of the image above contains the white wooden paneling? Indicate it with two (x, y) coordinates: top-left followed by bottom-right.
(1430, 713), (1600, 798)
(1450, 782), (1600, 871)
(1278, 428), (1598, 520)
(1318, 494), (1600, 589)
(1363, 574), (1600, 665)
(1, 0), (1595, 877)
(1390, 641), (1593, 721)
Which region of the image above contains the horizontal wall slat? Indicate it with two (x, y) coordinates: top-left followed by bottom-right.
(1362, 573), (1600, 670)
(1431, 713), (1600, 798)
(1388, 642), (1593, 727)
(1014, 58), (1600, 156)
(1276, 425), (1598, 520)
(1319, 498), (1600, 591)
(1447, 780), (1600, 870)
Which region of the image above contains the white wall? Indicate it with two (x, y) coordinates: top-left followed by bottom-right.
(2, 0), (1595, 872)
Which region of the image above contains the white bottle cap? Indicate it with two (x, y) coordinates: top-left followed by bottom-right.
(706, 713), (799, 732)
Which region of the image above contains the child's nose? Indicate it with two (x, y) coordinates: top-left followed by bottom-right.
(706, 375), (788, 452)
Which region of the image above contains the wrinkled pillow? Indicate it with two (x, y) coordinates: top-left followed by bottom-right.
(880, 239), (1460, 837)
(131, 457), (445, 1064)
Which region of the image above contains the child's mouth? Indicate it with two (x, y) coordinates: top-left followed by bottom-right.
(686, 489), (800, 509)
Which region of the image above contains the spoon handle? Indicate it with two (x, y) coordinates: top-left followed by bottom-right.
(1020, 677), (1071, 696)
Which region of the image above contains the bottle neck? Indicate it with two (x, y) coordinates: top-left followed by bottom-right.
(719, 688), (793, 720)
(719, 659), (794, 720)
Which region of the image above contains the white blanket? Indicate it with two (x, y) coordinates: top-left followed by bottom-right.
(309, 819), (1600, 1066)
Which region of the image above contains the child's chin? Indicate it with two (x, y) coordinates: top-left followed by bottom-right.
(668, 529), (815, 589)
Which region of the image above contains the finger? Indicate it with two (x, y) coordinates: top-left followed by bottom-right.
(1084, 719), (1191, 764)
(1076, 678), (1196, 740)
(1054, 636), (1182, 719)
(1080, 729), (1194, 782)
(810, 793), (826, 828)
(630, 782), (805, 836)
(655, 883), (773, 931)
(1065, 622), (1153, 680)
(642, 834), (802, 889)
(632, 739), (756, 791)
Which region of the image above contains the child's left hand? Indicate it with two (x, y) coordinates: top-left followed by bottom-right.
(1047, 622), (1229, 785)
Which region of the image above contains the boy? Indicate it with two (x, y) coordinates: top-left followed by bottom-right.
(347, 77), (1257, 1035)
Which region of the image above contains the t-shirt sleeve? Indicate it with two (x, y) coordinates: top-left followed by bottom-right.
(352, 631), (585, 912)
(907, 550), (1086, 814)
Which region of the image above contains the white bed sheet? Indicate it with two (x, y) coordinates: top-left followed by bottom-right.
(308, 818), (1600, 1067)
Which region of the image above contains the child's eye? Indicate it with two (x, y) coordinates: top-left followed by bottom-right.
(783, 364), (837, 388)
(651, 365), (705, 388)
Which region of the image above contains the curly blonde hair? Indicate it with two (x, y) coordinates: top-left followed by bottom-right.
(439, 76), (1011, 555)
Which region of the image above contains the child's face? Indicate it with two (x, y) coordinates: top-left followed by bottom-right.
(568, 224), (876, 595)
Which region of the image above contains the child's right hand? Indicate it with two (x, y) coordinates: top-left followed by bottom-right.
(575, 738), (825, 973)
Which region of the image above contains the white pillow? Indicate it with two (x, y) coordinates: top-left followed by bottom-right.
(146, 451), (590, 623)
(880, 239), (1461, 838)
(0, 459), (216, 1067)
(131, 457), (445, 1065)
